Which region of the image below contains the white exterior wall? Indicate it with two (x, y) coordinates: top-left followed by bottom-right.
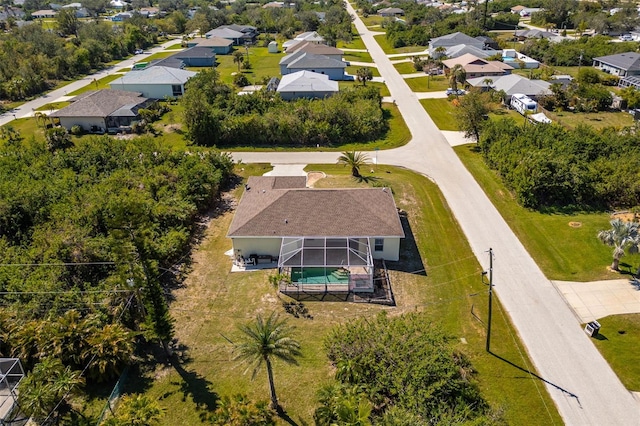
(109, 83), (182, 99)
(279, 90), (335, 100)
(282, 67), (346, 81)
(368, 237), (401, 261)
(59, 116), (106, 131)
(232, 238), (282, 257)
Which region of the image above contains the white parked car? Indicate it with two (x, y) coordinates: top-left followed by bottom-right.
(445, 88), (465, 96)
(620, 34), (633, 41)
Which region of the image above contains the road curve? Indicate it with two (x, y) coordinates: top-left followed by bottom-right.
(235, 3), (640, 425)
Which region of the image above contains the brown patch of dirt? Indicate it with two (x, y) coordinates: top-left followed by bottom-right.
(611, 211), (638, 222)
(306, 171), (326, 187)
(164, 123), (182, 132)
(569, 222), (582, 228)
(113, 133), (137, 140)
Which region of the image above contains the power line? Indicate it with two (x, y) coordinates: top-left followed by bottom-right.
(0, 262), (116, 267)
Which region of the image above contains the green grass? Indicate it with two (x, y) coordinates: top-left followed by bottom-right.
(338, 81), (390, 97)
(117, 68), (131, 72)
(591, 314), (640, 391)
(544, 110), (634, 130)
(393, 61), (417, 74)
(343, 51), (373, 63)
(420, 98), (459, 130)
(165, 43), (184, 50)
(137, 51), (176, 63)
(360, 15), (385, 28)
(405, 75), (450, 92)
(346, 65), (380, 77)
(36, 101), (70, 111)
(337, 35), (366, 50)
(374, 34), (426, 55)
(215, 47), (283, 85)
(454, 145), (637, 281)
(67, 74), (123, 96)
(127, 164), (560, 426)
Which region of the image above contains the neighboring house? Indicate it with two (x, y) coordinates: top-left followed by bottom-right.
(205, 24), (257, 45)
(109, 0), (125, 8)
(187, 36), (233, 54)
(514, 29), (559, 41)
(109, 66), (197, 98)
(510, 5), (526, 13)
(518, 7), (542, 16)
(0, 7), (25, 20)
(50, 90), (151, 132)
(475, 35), (500, 50)
(227, 176), (404, 294)
(445, 44), (499, 59)
(148, 56), (185, 69)
(279, 52), (348, 80)
(429, 32), (484, 56)
(286, 42), (344, 61)
(31, 9), (56, 18)
(169, 46), (215, 67)
(139, 7), (160, 17)
(502, 48), (540, 69)
(467, 74), (552, 99)
(593, 52), (640, 77)
(283, 31), (325, 50)
(111, 12), (132, 21)
(442, 53), (513, 78)
(378, 7), (404, 17)
(276, 70), (339, 100)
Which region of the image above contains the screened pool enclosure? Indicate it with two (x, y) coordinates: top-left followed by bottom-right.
(278, 237), (374, 293)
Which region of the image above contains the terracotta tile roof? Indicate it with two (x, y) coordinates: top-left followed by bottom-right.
(228, 176), (404, 238)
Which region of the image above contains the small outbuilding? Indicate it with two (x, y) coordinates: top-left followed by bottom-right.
(268, 41), (278, 53)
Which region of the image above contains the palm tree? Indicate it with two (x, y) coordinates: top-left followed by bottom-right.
(449, 64), (466, 94)
(85, 323), (135, 382)
(597, 218), (640, 271)
(356, 67), (373, 86)
(337, 151), (370, 178)
(233, 50), (245, 73)
(482, 78), (494, 91)
(233, 312), (301, 410)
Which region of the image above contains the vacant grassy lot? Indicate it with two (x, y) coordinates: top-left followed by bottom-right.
(338, 81), (391, 97)
(343, 51), (373, 63)
(454, 145), (638, 282)
(544, 109), (634, 129)
(337, 35), (366, 50)
(393, 61), (416, 74)
(374, 34), (426, 55)
(127, 164), (560, 426)
(405, 75), (450, 92)
(591, 314), (640, 391)
(420, 98), (459, 130)
(360, 15), (385, 28)
(215, 47), (283, 85)
(67, 74), (124, 96)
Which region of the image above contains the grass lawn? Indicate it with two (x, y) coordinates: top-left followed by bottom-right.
(117, 68), (131, 72)
(337, 35), (366, 50)
(405, 75), (450, 92)
(137, 51), (176, 63)
(36, 101), (70, 111)
(591, 314), (640, 391)
(215, 47), (283, 85)
(127, 164), (561, 426)
(165, 43), (184, 50)
(338, 81), (390, 97)
(67, 74), (123, 96)
(453, 145), (638, 281)
(373, 34), (426, 55)
(343, 51), (373, 63)
(544, 109), (634, 129)
(360, 15), (384, 28)
(420, 98), (459, 130)
(346, 65), (380, 77)
(393, 61), (416, 74)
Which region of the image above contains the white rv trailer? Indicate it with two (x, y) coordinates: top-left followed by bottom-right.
(510, 93), (538, 115)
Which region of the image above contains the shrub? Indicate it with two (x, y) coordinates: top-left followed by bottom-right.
(70, 125), (83, 135)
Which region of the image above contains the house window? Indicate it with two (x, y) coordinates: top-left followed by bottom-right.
(374, 238), (384, 252)
(172, 85), (183, 96)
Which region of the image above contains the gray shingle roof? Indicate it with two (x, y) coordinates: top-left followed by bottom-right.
(467, 74), (551, 96)
(228, 176), (404, 238)
(430, 32), (481, 47)
(280, 52), (346, 69)
(277, 70), (339, 93)
(205, 28), (244, 39)
(593, 52), (640, 72)
(193, 36), (233, 47)
(51, 90), (148, 118)
(172, 46), (215, 59)
(287, 41), (343, 56)
(110, 66), (196, 85)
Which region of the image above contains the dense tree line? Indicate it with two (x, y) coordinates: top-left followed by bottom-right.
(0, 136), (233, 421)
(479, 119), (640, 210)
(316, 312), (503, 424)
(538, 68), (614, 113)
(183, 70), (388, 147)
(521, 35), (637, 67)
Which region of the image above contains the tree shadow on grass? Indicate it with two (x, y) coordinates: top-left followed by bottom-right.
(168, 346), (219, 420)
(354, 174), (380, 184)
(277, 406), (307, 426)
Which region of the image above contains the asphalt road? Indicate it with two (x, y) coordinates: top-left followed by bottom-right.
(235, 3), (640, 425)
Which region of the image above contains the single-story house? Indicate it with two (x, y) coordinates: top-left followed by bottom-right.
(31, 9), (56, 18)
(442, 53), (513, 79)
(0, 7), (25, 20)
(227, 176), (404, 294)
(283, 31), (325, 51)
(445, 44), (499, 59)
(475, 35), (500, 50)
(187, 36), (233, 54)
(279, 52), (348, 80)
(510, 5), (526, 13)
(467, 74), (551, 99)
(147, 56), (185, 69)
(109, 0), (125, 8)
(169, 46), (215, 67)
(378, 7), (404, 17)
(111, 12), (132, 21)
(109, 66), (197, 99)
(429, 32), (484, 57)
(50, 90), (151, 132)
(205, 24), (257, 45)
(276, 70), (339, 100)
(593, 52), (640, 77)
(286, 41), (344, 61)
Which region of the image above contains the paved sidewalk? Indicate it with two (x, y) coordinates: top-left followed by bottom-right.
(348, 61), (377, 67)
(415, 91), (447, 99)
(554, 279), (640, 322)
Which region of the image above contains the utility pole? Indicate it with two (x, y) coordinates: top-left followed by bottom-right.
(485, 247), (494, 352)
(578, 50), (584, 73)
